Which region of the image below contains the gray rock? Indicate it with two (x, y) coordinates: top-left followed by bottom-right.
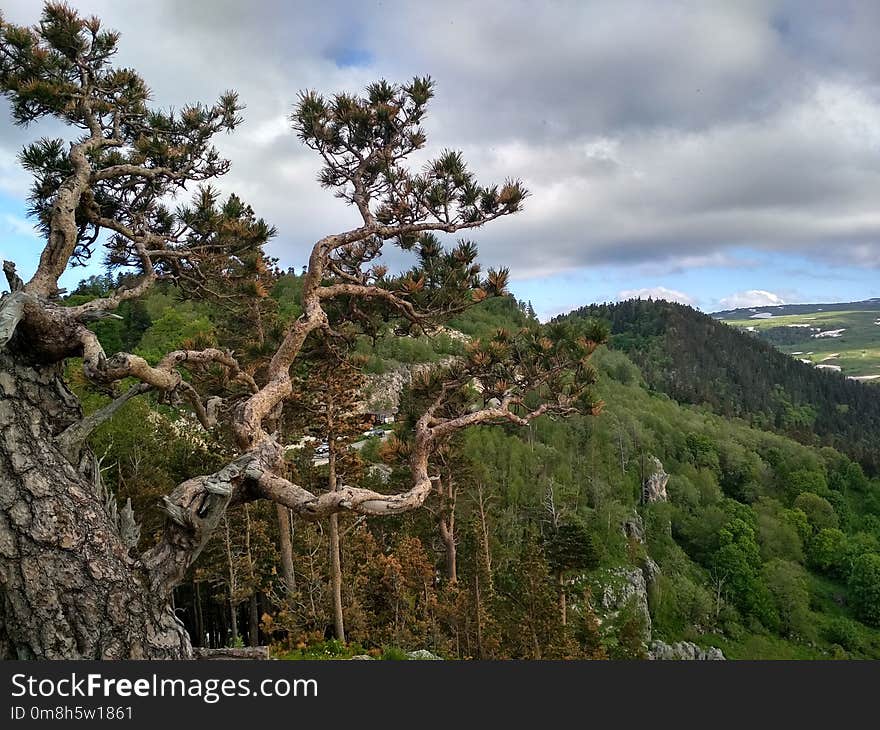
(367, 463), (393, 483)
(598, 567), (652, 645)
(361, 357), (461, 416)
(622, 513), (645, 543)
(642, 456), (669, 503)
(648, 640), (725, 660)
(641, 556), (661, 587)
(405, 649), (443, 660)
(349, 654), (375, 660)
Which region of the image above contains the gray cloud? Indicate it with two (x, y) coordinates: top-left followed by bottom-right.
(2, 0), (879, 279)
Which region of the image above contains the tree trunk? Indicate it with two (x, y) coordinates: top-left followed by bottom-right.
(248, 593), (260, 647)
(327, 440), (345, 643)
(223, 517), (239, 645)
(474, 570), (483, 659)
(328, 514), (345, 642)
(194, 581), (204, 647)
(242, 504), (259, 647)
(476, 483), (493, 588)
(438, 476), (457, 583)
(276, 504), (296, 598)
(0, 352), (191, 658)
(439, 516), (457, 583)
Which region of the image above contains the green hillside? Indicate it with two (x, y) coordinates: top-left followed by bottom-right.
(65, 276), (880, 659)
(718, 301), (880, 381)
(559, 299), (880, 474)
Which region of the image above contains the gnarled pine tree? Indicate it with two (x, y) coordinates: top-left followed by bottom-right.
(0, 5), (603, 659)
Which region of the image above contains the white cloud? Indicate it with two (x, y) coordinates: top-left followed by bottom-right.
(617, 286), (695, 306)
(718, 289), (786, 309)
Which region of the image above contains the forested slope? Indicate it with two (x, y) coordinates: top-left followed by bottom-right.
(67, 277), (880, 659)
(560, 299), (880, 473)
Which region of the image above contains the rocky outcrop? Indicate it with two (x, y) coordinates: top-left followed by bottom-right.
(597, 567), (652, 645)
(621, 512), (661, 588)
(641, 556), (661, 587)
(360, 356), (461, 416)
(622, 513), (645, 542)
(648, 640), (725, 661)
(642, 456), (669, 503)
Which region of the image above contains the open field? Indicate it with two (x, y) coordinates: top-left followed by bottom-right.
(719, 301), (880, 380)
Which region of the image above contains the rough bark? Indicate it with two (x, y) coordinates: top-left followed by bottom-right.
(0, 351), (191, 659)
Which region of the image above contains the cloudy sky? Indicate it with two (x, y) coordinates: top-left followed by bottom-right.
(2, 0), (880, 318)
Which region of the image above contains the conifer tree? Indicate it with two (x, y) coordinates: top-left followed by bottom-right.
(0, 4), (603, 658)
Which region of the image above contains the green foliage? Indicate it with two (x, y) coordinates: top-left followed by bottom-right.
(788, 470), (829, 500)
(448, 295), (532, 338)
(712, 517), (779, 628)
(754, 498), (804, 563)
(762, 559), (812, 638)
(136, 307), (215, 363)
(379, 647), (411, 661)
(822, 617), (863, 654)
(794, 492), (839, 533)
(849, 553), (880, 626)
(544, 521), (604, 576)
(611, 600), (649, 660)
(686, 432), (720, 471)
(807, 528), (848, 577)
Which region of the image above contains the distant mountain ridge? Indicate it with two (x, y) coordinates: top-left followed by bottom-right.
(558, 298), (880, 473)
(712, 298), (880, 320)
